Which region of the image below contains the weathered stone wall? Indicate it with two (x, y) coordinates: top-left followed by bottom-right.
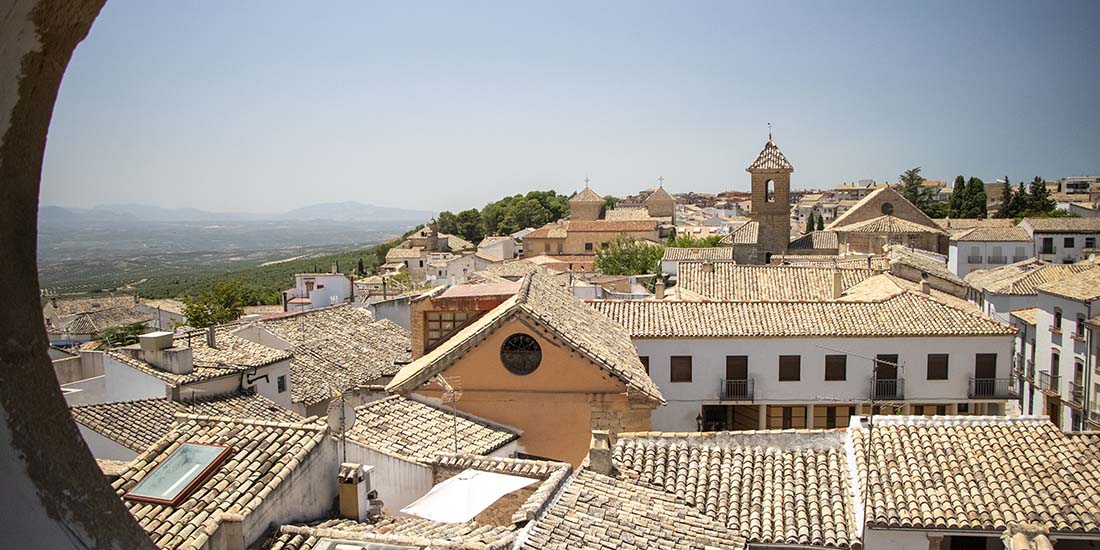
(569, 202), (603, 221)
(839, 231), (945, 255)
(589, 394), (653, 435)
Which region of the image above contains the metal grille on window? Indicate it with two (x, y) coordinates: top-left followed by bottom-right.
(500, 333), (542, 375)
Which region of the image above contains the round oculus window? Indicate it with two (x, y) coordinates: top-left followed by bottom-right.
(500, 333), (542, 375)
(881, 202), (894, 215)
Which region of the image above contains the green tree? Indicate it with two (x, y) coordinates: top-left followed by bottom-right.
(454, 208), (484, 242)
(965, 177), (988, 218)
(804, 212), (816, 234)
(182, 280), (249, 328)
(667, 234), (722, 247)
(996, 177), (1015, 218)
(948, 175), (968, 218)
(1027, 176), (1056, 214)
(604, 195), (618, 211)
(98, 322), (153, 347)
(436, 211), (460, 235)
(1014, 181), (1031, 214)
(357, 258), (365, 276)
(595, 236), (665, 277)
(898, 167), (932, 212)
(816, 215), (825, 231)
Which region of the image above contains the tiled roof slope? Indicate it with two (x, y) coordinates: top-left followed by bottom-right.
(525, 468), (747, 550)
(789, 231), (839, 250)
(773, 255), (889, 270)
(258, 306), (411, 407)
(346, 395), (518, 460)
(719, 221), (759, 245)
(605, 207), (655, 221)
(388, 272), (664, 403)
(71, 391), (301, 452)
(1037, 266), (1100, 301)
(62, 307), (153, 335)
(646, 185), (675, 203)
(954, 226), (1032, 242)
(114, 414), (328, 550)
(48, 295), (136, 315)
(107, 325), (291, 387)
(661, 247), (735, 262)
(591, 291), (1016, 338)
(1022, 217), (1100, 232)
(853, 416), (1100, 534)
(270, 454), (571, 550)
(570, 187), (603, 203)
(747, 138), (794, 172)
(613, 431), (856, 548)
(885, 244), (965, 286)
(965, 259), (1097, 296)
(933, 218), (1015, 236)
(833, 214), (945, 234)
(676, 263), (876, 301)
(1010, 307), (1039, 325)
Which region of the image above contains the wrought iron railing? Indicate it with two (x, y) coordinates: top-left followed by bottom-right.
(871, 377), (904, 400)
(721, 378), (754, 401)
(1068, 381), (1085, 407)
(1037, 371), (1060, 393)
(968, 377), (1018, 399)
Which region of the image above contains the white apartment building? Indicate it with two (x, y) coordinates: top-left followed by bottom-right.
(476, 236), (517, 261)
(591, 280), (1017, 432)
(1014, 269), (1100, 431)
(1020, 217), (1100, 264)
(965, 259), (1096, 324)
(282, 271), (353, 311)
(947, 226), (1033, 277)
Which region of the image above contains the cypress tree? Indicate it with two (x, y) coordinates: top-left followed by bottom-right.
(996, 177), (1015, 218)
(966, 177), (988, 218)
(949, 175), (968, 217)
(1029, 176), (1056, 213)
(805, 212), (816, 234)
(816, 215), (825, 231)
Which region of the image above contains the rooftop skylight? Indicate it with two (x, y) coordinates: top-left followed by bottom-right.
(124, 443), (231, 505)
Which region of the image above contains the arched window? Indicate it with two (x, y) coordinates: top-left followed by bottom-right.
(765, 179), (775, 202)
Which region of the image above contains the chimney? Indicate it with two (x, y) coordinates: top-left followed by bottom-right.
(219, 513), (245, 550)
(338, 463), (375, 522)
(701, 261), (714, 273)
(832, 270), (844, 299)
(654, 279), (665, 300)
(920, 271), (931, 295)
(206, 326), (217, 349)
(588, 430), (613, 475)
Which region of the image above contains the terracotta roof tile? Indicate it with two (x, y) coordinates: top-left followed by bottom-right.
(71, 391), (302, 452)
(345, 395), (518, 460)
(592, 290), (1016, 338)
(965, 259), (1098, 296)
(676, 263), (877, 301)
(747, 138), (794, 172)
(661, 247), (735, 262)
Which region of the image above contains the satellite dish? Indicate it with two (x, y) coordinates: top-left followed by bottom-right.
(325, 390), (358, 436)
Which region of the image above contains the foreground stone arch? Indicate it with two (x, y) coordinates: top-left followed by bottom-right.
(0, 1), (157, 547)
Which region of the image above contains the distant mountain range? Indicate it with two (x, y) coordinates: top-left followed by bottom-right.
(39, 201), (436, 225)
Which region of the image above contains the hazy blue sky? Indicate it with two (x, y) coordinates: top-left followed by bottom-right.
(42, 0), (1100, 214)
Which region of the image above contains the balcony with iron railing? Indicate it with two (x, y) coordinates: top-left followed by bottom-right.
(1067, 381), (1085, 408)
(967, 255), (983, 264)
(968, 377), (1019, 399)
(720, 378), (754, 401)
(1025, 359), (1035, 381)
(1089, 408), (1100, 428)
(871, 377), (904, 400)
(1037, 371), (1060, 394)
(987, 256), (1007, 264)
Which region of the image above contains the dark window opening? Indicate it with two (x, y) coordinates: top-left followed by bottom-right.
(670, 356), (692, 382)
(664, 356), (690, 382)
(639, 355), (649, 375)
(927, 354), (949, 380)
(277, 375), (287, 393)
(500, 333), (542, 375)
(825, 355), (847, 381)
(726, 356), (748, 380)
(779, 355), (801, 381)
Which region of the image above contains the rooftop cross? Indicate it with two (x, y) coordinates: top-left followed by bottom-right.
(768, 122), (772, 141)
(658, 176), (664, 187)
(584, 175), (591, 187)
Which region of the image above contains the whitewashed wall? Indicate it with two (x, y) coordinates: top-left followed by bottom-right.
(1034, 292), (1095, 431)
(344, 442), (433, 512)
(76, 424), (137, 462)
(632, 335), (1015, 432)
(104, 355), (167, 402)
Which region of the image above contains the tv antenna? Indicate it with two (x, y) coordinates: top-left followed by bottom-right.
(435, 374), (463, 453)
(326, 386), (357, 463)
